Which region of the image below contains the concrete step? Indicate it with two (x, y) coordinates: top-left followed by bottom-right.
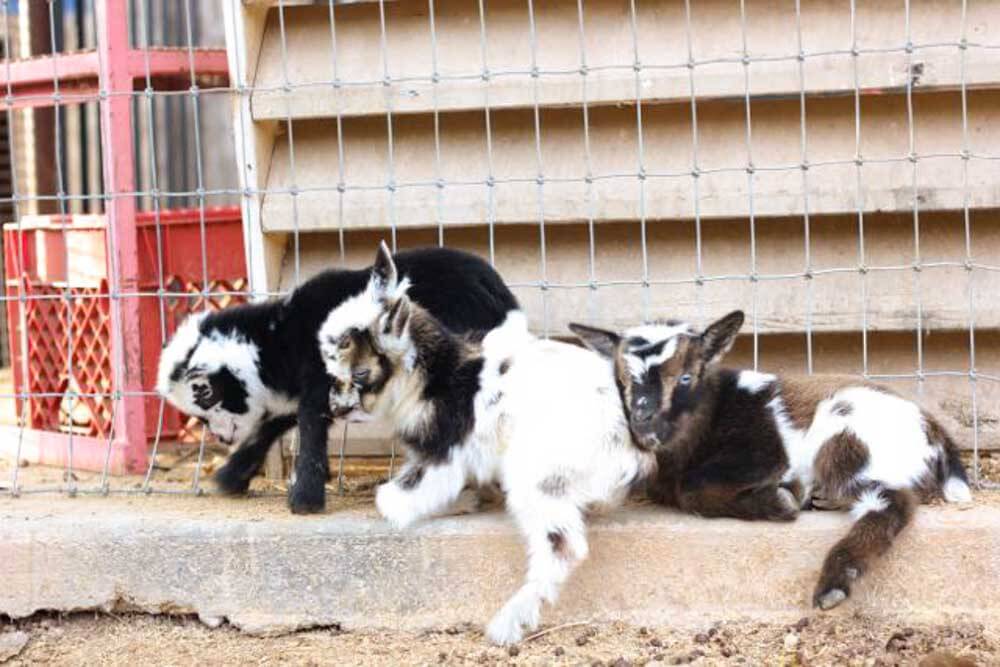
(1, 494), (998, 635)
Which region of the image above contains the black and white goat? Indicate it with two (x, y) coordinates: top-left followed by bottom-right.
(571, 311), (972, 611)
(156, 247), (518, 514)
(318, 242), (656, 645)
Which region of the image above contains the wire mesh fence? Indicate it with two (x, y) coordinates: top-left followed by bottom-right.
(1, 0), (998, 497)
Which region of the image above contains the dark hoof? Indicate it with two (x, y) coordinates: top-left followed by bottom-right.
(772, 487), (800, 522)
(214, 463), (253, 496)
(288, 482), (326, 514)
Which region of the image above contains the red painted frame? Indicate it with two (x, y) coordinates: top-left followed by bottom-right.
(1, 1), (231, 474)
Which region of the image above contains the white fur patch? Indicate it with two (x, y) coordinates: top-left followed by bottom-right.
(737, 370), (776, 394)
(157, 320), (296, 446)
(317, 275), (412, 358)
(768, 395), (812, 490)
(156, 311), (208, 396)
(851, 488), (889, 519)
(620, 322), (692, 380)
(943, 476), (972, 503)
(623, 322), (693, 343)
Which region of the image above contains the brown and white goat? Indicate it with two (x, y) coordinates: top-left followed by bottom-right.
(571, 311), (972, 611)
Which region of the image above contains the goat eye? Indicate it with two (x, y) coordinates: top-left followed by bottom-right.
(678, 373), (692, 385)
(338, 336), (352, 350)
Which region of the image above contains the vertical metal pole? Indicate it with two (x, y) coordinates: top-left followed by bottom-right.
(96, 0), (148, 473)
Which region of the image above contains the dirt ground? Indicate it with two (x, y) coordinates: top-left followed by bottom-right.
(1, 610), (994, 667)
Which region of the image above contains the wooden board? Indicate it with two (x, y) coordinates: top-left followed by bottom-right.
(260, 91), (1000, 231)
(252, 0), (1000, 120)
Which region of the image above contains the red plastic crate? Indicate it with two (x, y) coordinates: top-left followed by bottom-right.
(3, 207), (247, 448)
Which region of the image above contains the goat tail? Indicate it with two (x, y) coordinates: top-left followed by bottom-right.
(924, 411), (972, 503)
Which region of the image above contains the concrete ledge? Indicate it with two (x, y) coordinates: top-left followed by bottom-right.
(1, 496), (998, 634)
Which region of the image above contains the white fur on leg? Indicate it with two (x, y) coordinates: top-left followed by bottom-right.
(486, 498), (588, 645)
(486, 585), (542, 646)
(943, 476), (972, 503)
(375, 456), (469, 529)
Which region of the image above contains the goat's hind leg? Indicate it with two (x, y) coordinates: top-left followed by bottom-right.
(486, 496), (587, 646)
(813, 486), (916, 610)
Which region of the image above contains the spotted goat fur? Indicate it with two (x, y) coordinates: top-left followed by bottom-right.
(156, 247), (517, 513)
(318, 242), (656, 645)
(571, 310), (972, 611)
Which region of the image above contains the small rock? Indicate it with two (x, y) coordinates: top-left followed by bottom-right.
(198, 614), (224, 629)
(693, 633), (710, 644)
(508, 646), (520, 657)
(554, 646), (565, 657)
(794, 617), (810, 632)
(649, 638), (663, 648)
(651, 654), (664, 663)
(611, 658), (631, 667)
(720, 648), (732, 658)
(0, 631), (29, 662)
(639, 627), (649, 636)
(784, 633), (800, 651)
(18, 459), (29, 467)
(576, 635), (589, 647)
(689, 649), (704, 659)
(476, 652), (490, 664)
(885, 631), (909, 651)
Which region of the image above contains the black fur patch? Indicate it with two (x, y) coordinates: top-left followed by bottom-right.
(209, 367), (250, 415)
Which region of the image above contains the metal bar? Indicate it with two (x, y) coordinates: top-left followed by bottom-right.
(95, 0), (148, 473)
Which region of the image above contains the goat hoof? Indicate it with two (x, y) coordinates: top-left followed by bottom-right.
(288, 482), (326, 514)
(814, 587), (848, 610)
(214, 464), (252, 496)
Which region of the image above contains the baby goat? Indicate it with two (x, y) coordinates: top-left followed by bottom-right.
(571, 311), (972, 611)
(318, 242), (655, 645)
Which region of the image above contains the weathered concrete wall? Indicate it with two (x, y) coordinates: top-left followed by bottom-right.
(2, 496), (998, 634)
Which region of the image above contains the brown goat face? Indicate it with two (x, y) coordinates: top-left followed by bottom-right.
(324, 326), (392, 419)
(570, 310), (745, 450)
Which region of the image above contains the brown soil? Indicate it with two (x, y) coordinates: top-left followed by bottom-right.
(3, 611), (996, 667)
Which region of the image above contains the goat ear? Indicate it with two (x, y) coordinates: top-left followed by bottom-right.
(569, 323), (620, 359)
(370, 240), (398, 297)
(380, 293), (412, 339)
(700, 310), (744, 365)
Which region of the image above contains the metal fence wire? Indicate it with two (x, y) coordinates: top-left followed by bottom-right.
(1, 0), (998, 497)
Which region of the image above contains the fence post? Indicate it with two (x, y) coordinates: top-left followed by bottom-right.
(96, 0), (148, 473)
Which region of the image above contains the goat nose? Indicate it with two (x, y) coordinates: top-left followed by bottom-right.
(633, 405), (654, 424)
(352, 369), (371, 383)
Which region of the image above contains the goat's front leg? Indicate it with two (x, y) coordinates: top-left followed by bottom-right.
(375, 454), (469, 529)
(215, 414), (297, 495)
(289, 376), (333, 514)
(486, 495), (588, 646)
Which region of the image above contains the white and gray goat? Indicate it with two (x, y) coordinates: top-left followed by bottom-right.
(571, 310), (972, 611)
(317, 242), (656, 645)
